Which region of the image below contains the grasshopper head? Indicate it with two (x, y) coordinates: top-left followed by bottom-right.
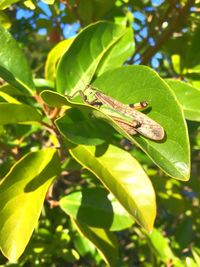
(84, 86), (97, 102)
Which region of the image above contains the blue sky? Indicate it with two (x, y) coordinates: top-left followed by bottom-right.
(16, 0), (164, 67)
(16, 0), (165, 38)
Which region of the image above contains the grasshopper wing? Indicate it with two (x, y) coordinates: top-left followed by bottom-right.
(134, 114), (164, 140)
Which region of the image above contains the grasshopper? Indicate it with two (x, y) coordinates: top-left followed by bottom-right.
(69, 85), (165, 141)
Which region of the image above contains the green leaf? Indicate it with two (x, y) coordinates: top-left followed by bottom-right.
(45, 38), (74, 82)
(77, 0), (116, 25)
(0, 25), (34, 94)
(41, 0), (55, 5)
(60, 187), (133, 231)
(23, 0), (35, 10)
(184, 257), (199, 267)
(192, 248), (200, 266)
(146, 228), (176, 264)
(42, 66), (190, 180)
(171, 54), (181, 74)
(0, 148), (61, 261)
(91, 66), (190, 180)
(166, 79), (200, 121)
(95, 25), (134, 77)
(0, 91), (20, 103)
(0, 103), (42, 124)
(56, 21), (134, 94)
(40, 89), (71, 107)
(34, 78), (55, 91)
(0, 83), (28, 96)
(73, 219), (118, 267)
(55, 108), (114, 145)
(0, 0), (21, 9)
(185, 26), (200, 69)
(69, 144), (156, 232)
(0, 10), (11, 28)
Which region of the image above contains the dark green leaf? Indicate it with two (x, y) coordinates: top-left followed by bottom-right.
(78, 0), (116, 25)
(55, 108), (114, 145)
(60, 187), (134, 231)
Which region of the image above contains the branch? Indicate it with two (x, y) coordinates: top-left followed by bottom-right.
(141, 0), (195, 64)
(128, 1), (175, 64)
(60, 0), (81, 24)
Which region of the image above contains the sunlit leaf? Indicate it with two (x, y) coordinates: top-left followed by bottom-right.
(146, 228), (174, 261)
(69, 144), (156, 231)
(56, 21), (134, 94)
(0, 103), (42, 124)
(0, 10), (11, 28)
(42, 65), (190, 180)
(0, 148), (61, 261)
(45, 38), (74, 81)
(0, 0), (21, 9)
(91, 66), (190, 180)
(0, 25), (34, 94)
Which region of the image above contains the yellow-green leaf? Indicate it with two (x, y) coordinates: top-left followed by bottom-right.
(69, 144), (156, 232)
(0, 148), (60, 261)
(73, 219), (118, 267)
(45, 38), (74, 81)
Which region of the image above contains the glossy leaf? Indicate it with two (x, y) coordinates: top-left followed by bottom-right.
(45, 38), (74, 82)
(60, 187), (134, 231)
(92, 66), (190, 180)
(0, 83), (28, 96)
(73, 219), (118, 267)
(166, 79), (200, 121)
(0, 25), (34, 94)
(0, 91), (20, 103)
(0, 148), (61, 261)
(55, 108), (114, 145)
(40, 89), (72, 107)
(0, 103), (42, 124)
(42, 65), (190, 180)
(56, 21), (134, 94)
(69, 144), (156, 232)
(184, 257), (199, 267)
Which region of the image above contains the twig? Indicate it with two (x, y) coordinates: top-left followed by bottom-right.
(129, 2), (175, 64)
(141, 0), (195, 64)
(60, 0), (81, 23)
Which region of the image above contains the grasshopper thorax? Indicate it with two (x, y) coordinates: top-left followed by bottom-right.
(84, 86), (98, 102)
